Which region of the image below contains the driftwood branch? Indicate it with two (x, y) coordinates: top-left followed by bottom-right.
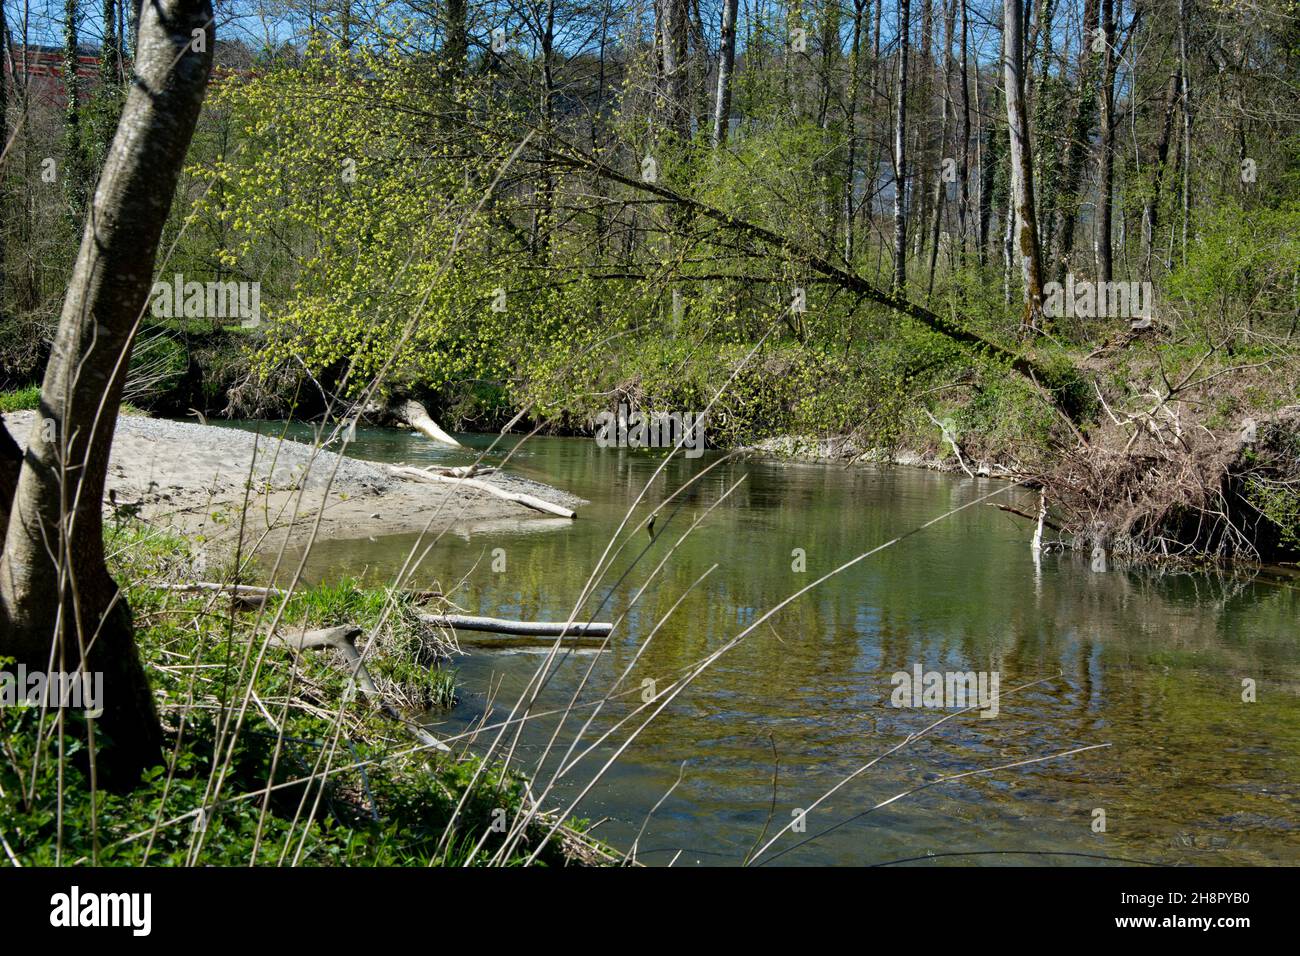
(270, 624), (451, 753)
(992, 502), (1064, 532)
(155, 581), (287, 598)
(419, 613), (611, 638)
(273, 624), (379, 696)
(390, 466), (576, 519)
(924, 410), (975, 478)
(152, 581), (289, 610)
(397, 399), (463, 447)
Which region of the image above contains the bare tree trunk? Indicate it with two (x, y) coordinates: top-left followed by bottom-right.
(1141, 69), (1180, 278)
(712, 0), (739, 146)
(1003, 0), (1045, 331)
(978, 83), (1000, 265)
(531, 0), (558, 258)
(443, 0), (468, 88)
(1095, 0), (1116, 284)
(661, 0), (691, 141)
(0, 0), (214, 789)
(926, 0), (956, 298)
(63, 0), (88, 217)
(1051, 0), (1100, 283)
(893, 0), (911, 293)
(1178, 0), (1192, 263)
(842, 0), (867, 262)
(957, 0), (971, 262)
(911, 0), (934, 262)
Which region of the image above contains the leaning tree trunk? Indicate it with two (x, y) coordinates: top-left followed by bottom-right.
(1141, 69), (1180, 279)
(0, 0), (214, 789)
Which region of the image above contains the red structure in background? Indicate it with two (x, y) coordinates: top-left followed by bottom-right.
(4, 44), (106, 107)
(6, 43), (249, 107)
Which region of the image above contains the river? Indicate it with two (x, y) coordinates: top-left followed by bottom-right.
(225, 420), (1300, 866)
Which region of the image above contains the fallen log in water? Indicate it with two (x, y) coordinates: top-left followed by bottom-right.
(419, 613), (612, 638)
(390, 465), (576, 519)
(397, 399), (463, 448)
(454, 635), (610, 650)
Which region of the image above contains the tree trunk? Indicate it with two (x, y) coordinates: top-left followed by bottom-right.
(911, 0), (934, 262)
(442, 0), (468, 90)
(1178, 0), (1192, 262)
(957, 0), (971, 262)
(661, 0), (691, 141)
(1051, 0), (1100, 283)
(712, 0), (739, 146)
(842, 0), (867, 262)
(893, 0), (911, 293)
(978, 84), (1001, 265)
(1095, 0), (1117, 284)
(63, 0), (88, 218)
(925, 0), (956, 299)
(0, 0), (214, 790)
(1003, 0), (1045, 331)
(1141, 69), (1180, 278)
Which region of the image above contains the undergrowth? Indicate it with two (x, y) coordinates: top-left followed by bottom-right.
(0, 519), (608, 866)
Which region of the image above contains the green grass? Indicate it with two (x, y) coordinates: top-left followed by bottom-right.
(0, 518), (608, 866)
(0, 387), (149, 417)
(0, 385), (40, 412)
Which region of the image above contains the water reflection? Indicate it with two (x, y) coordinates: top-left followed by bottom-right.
(237, 421), (1300, 866)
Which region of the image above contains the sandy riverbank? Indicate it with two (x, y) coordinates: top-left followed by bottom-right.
(5, 412), (586, 556)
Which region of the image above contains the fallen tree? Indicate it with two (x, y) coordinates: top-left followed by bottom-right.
(396, 399), (463, 447)
(419, 613), (612, 638)
(486, 126), (1093, 424)
(390, 465), (577, 518)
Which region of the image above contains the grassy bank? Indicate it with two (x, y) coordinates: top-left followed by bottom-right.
(0, 518), (612, 866)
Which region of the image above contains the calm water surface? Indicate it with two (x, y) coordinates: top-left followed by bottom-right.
(227, 420), (1300, 866)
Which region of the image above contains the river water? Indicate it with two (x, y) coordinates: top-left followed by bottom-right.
(233, 421), (1300, 866)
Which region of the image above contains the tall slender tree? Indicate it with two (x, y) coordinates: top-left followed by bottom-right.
(713, 0), (740, 146)
(1003, 0), (1045, 330)
(893, 0), (911, 292)
(1095, 0), (1117, 283)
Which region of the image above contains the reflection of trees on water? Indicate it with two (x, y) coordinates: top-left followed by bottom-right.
(283, 435), (1300, 864)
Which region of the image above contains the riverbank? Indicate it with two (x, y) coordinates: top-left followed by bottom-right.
(0, 515), (616, 866)
(4, 411), (586, 561)
(740, 434), (1021, 478)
